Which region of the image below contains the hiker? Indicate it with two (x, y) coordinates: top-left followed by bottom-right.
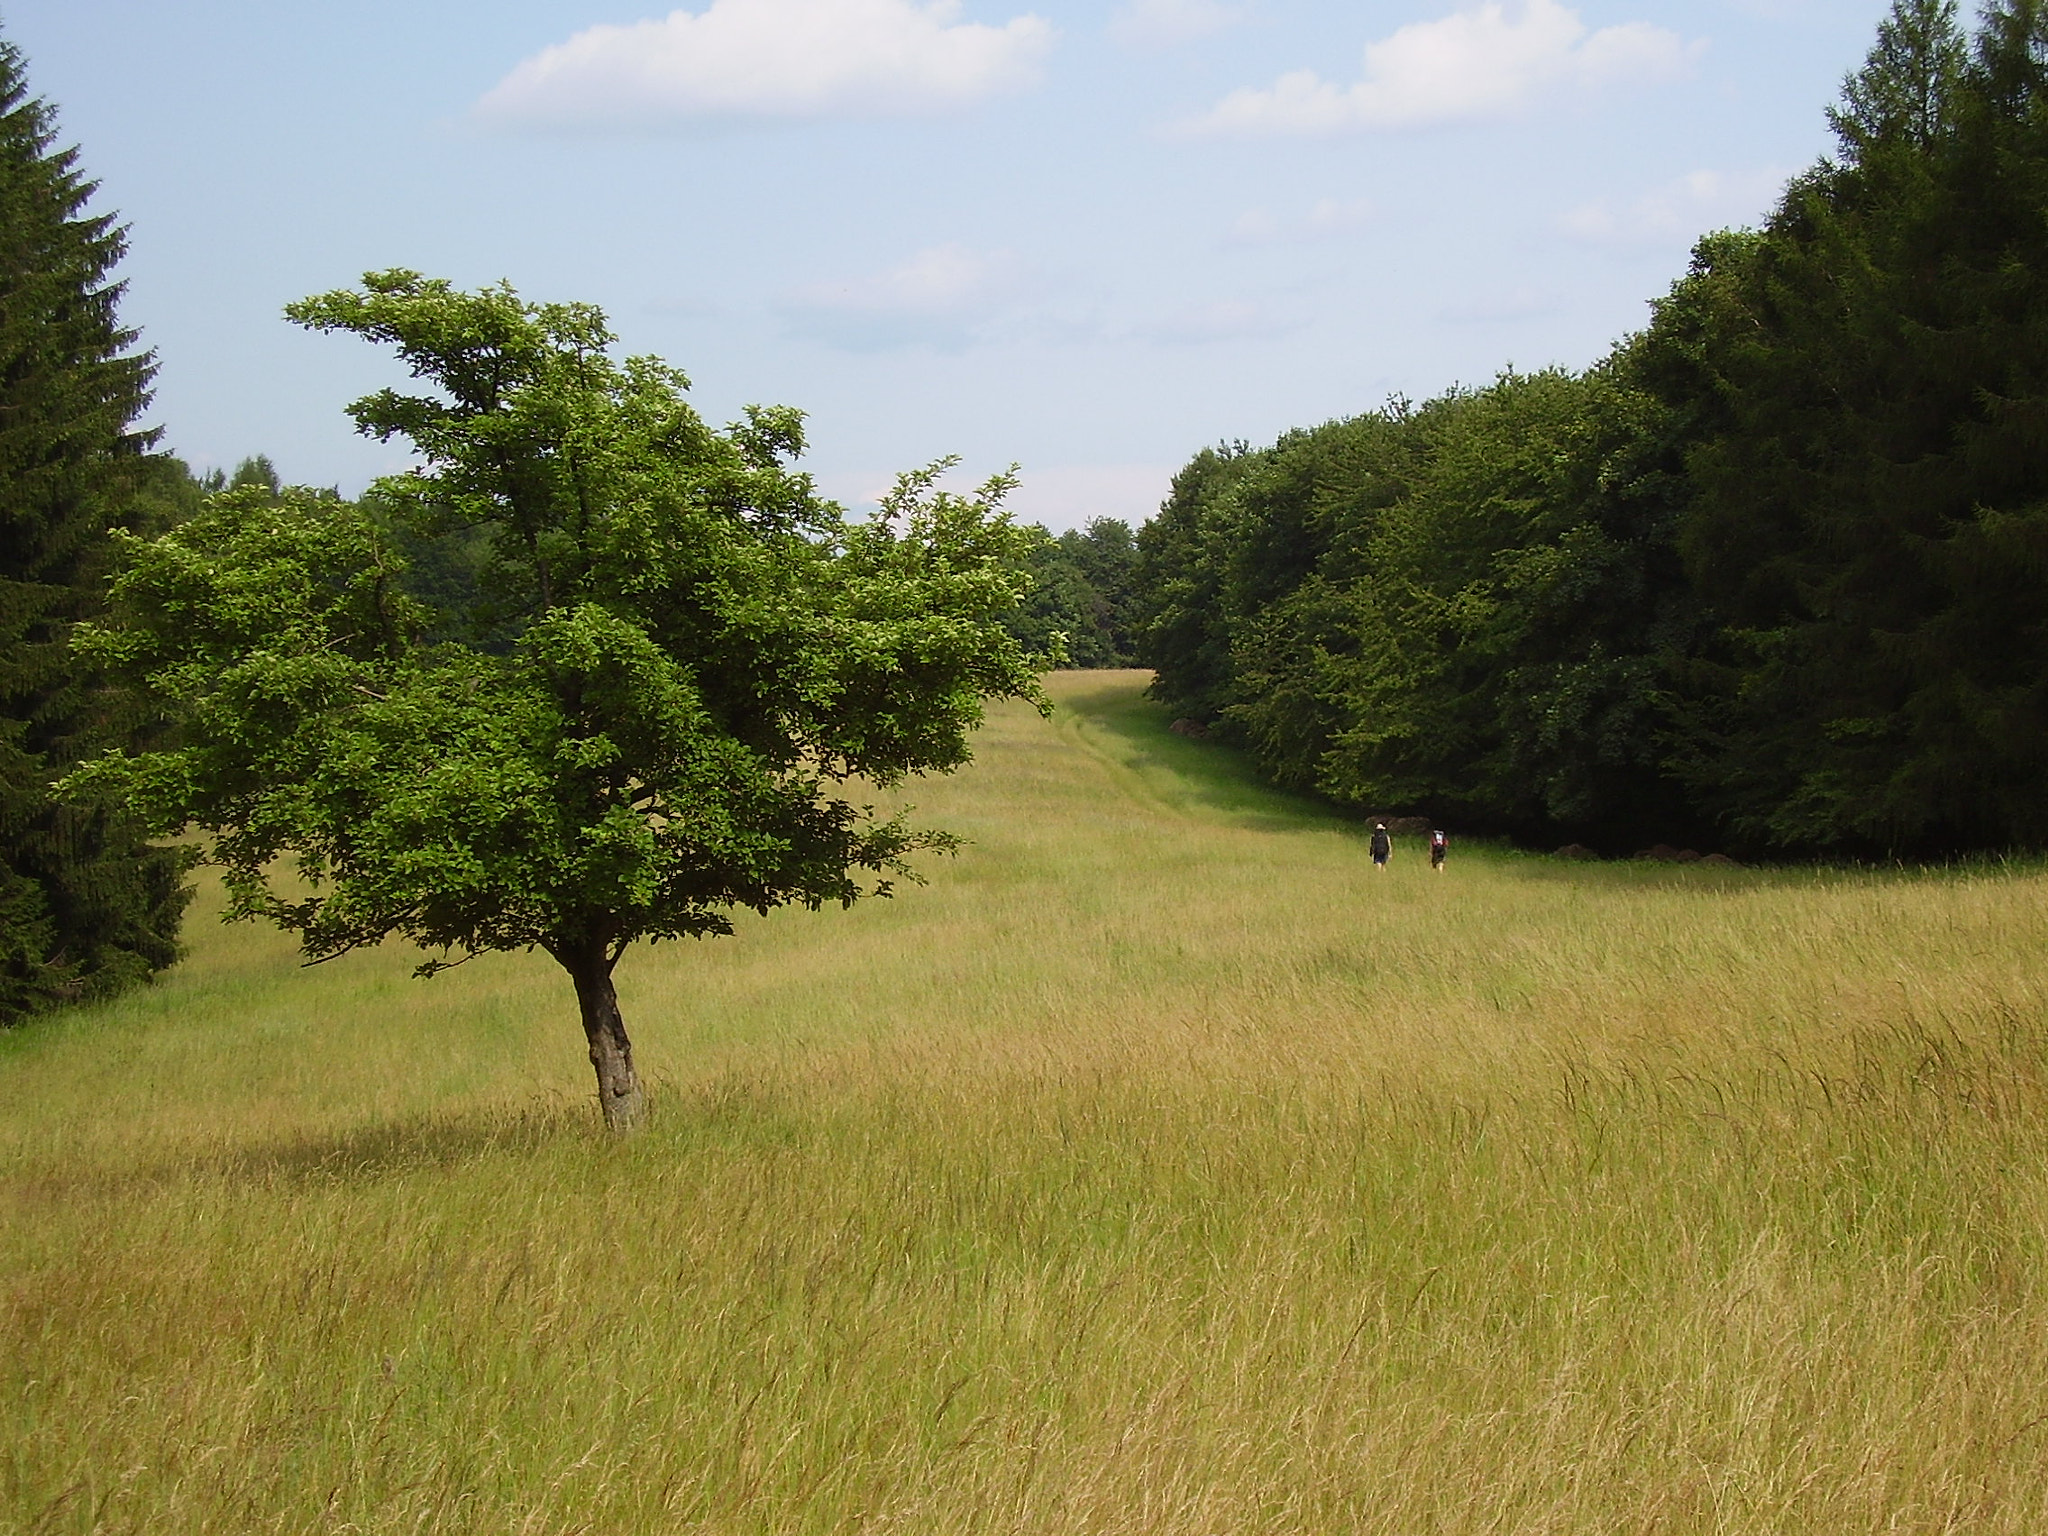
(1430, 828), (1447, 872)
(1370, 822), (1391, 871)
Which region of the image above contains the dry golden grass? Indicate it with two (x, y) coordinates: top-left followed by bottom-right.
(6, 669), (2048, 1533)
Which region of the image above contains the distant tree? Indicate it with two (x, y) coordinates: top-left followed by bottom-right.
(1005, 517), (1139, 667)
(0, 33), (189, 1024)
(1134, 377), (1701, 844)
(1060, 517), (1139, 647)
(227, 454), (281, 498)
(130, 454), (211, 528)
(70, 272), (1044, 1129)
(1130, 442), (1261, 717)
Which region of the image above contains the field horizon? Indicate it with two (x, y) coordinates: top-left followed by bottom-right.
(7, 669), (2048, 1533)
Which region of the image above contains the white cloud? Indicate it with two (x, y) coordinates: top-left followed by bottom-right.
(1179, 0), (1697, 136)
(476, 0), (1055, 129)
(1560, 166), (1789, 246)
(781, 243), (1038, 351)
(1228, 196), (1374, 244)
(786, 258), (1301, 351)
(1110, 0), (1247, 48)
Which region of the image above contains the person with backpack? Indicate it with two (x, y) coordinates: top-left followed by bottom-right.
(1430, 828), (1448, 872)
(1370, 822), (1392, 871)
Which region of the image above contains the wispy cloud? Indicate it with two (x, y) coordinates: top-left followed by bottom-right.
(476, 0), (1055, 130)
(781, 243), (1039, 351)
(1437, 285), (1561, 324)
(1177, 0), (1697, 136)
(1110, 0), (1248, 49)
(1128, 298), (1295, 345)
(1227, 196), (1374, 245)
(1560, 166), (1789, 246)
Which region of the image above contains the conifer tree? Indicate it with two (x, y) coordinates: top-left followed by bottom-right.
(0, 34), (188, 1023)
(1830, 0), (1965, 157)
(1656, 0), (2048, 852)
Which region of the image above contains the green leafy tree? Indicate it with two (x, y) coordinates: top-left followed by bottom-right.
(70, 272), (1044, 1129)
(0, 33), (189, 1024)
(1130, 441), (1264, 718)
(1132, 377), (1701, 846)
(1059, 517), (1141, 662)
(1005, 517), (1139, 667)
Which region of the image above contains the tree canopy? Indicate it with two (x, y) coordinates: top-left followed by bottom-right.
(1003, 517), (1140, 668)
(71, 272), (1045, 1127)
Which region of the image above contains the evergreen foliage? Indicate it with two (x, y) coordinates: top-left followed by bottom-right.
(1652, 0), (2048, 851)
(0, 35), (188, 1023)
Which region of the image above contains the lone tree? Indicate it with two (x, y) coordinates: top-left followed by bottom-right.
(0, 33), (189, 1024)
(69, 272), (1044, 1128)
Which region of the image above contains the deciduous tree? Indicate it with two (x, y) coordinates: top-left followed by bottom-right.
(71, 272), (1043, 1128)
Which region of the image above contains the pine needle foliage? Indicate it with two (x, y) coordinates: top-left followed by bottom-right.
(0, 33), (189, 1024)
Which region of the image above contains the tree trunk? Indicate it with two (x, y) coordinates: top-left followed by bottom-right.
(561, 943), (644, 1133)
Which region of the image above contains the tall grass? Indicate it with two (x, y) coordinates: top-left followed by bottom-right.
(6, 670), (2048, 1533)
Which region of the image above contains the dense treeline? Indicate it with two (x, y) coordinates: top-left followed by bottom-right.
(1133, 0), (2048, 858)
(0, 36), (191, 1024)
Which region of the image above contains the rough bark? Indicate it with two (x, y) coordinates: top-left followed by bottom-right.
(561, 943), (644, 1132)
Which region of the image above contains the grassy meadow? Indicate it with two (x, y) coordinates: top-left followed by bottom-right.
(7, 668), (2048, 1533)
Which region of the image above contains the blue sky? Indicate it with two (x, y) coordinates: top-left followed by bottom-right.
(12, 0), (1892, 528)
